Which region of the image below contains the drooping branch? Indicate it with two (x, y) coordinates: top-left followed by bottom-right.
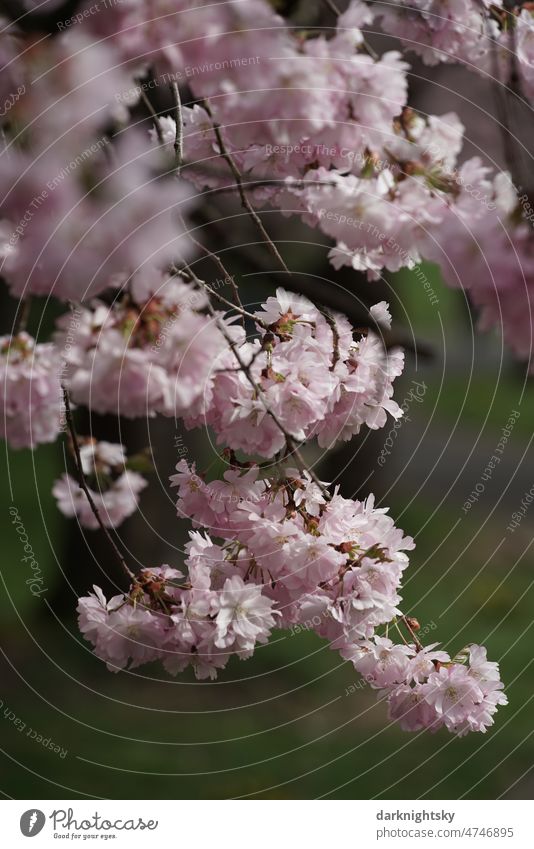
(137, 83), (164, 146)
(184, 229), (247, 328)
(13, 298), (31, 336)
(181, 263), (330, 498)
(61, 387), (135, 583)
(200, 98), (291, 274)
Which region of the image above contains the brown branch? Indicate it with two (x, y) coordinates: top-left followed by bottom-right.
(13, 298), (31, 335)
(169, 82), (183, 169)
(137, 84), (164, 145)
(321, 0), (341, 15)
(182, 264), (330, 498)
(201, 177), (307, 198)
(322, 309), (340, 371)
(184, 229), (247, 328)
(177, 261), (267, 328)
(400, 615), (424, 653)
(203, 283), (266, 328)
(200, 98), (291, 274)
(61, 387), (135, 583)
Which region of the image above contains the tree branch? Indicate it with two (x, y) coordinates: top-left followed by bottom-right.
(200, 98), (291, 274)
(137, 84), (164, 145)
(181, 264), (330, 498)
(169, 82), (184, 169)
(184, 229), (247, 328)
(61, 387), (135, 583)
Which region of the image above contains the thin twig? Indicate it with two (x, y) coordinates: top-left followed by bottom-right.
(62, 387), (135, 583)
(321, 0), (379, 60)
(400, 615), (424, 653)
(204, 283), (267, 328)
(137, 84), (164, 145)
(169, 82), (183, 169)
(13, 298), (31, 335)
(178, 263), (268, 328)
(182, 264), (330, 498)
(214, 345), (265, 374)
(322, 309), (340, 372)
(394, 620), (410, 648)
(203, 177), (310, 198)
(322, 0), (341, 15)
(200, 98), (291, 274)
(185, 228), (247, 328)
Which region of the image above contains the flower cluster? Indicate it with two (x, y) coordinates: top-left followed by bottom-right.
(1, 0), (533, 362)
(0, 333), (62, 449)
(54, 284), (403, 454)
(140, 1), (533, 362)
(420, 163), (534, 360)
(350, 638), (507, 735)
(78, 466), (506, 735)
(0, 131), (189, 302)
(78, 567), (279, 679)
(53, 440), (147, 529)
(55, 276), (234, 420)
(372, 0), (501, 71)
(171, 462), (413, 632)
(0, 20), (191, 302)
(370, 1), (534, 107)
(0, 0), (511, 738)
(198, 289), (404, 456)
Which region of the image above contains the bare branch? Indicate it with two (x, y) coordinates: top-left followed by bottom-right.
(200, 98), (291, 274)
(322, 309), (340, 371)
(184, 229), (247, 328)
(13, 298), (31, 335)
(137, 84), (164, 145)
(169, 82), (184, 169)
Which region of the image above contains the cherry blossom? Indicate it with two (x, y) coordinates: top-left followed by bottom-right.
(198, 289), (404, 456)
(53, 468), (147, 530)
(0, 333), (62, 449)
(55, 277), (235, 419)
(0, 0), (513, 740)
(214, 575), (279, 653)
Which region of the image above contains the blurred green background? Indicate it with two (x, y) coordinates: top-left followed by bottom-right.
(1, 262), (533, 800)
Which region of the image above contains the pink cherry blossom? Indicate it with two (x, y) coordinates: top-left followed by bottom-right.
(0, 0), (512, 739)
(420, 663), (485, 730)
(214, 575), (279, 653)
(0, 333), (62, 449)
(53, 469), (147, 529)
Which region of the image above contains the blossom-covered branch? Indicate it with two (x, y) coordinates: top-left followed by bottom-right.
(0, 0), (513, 739)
